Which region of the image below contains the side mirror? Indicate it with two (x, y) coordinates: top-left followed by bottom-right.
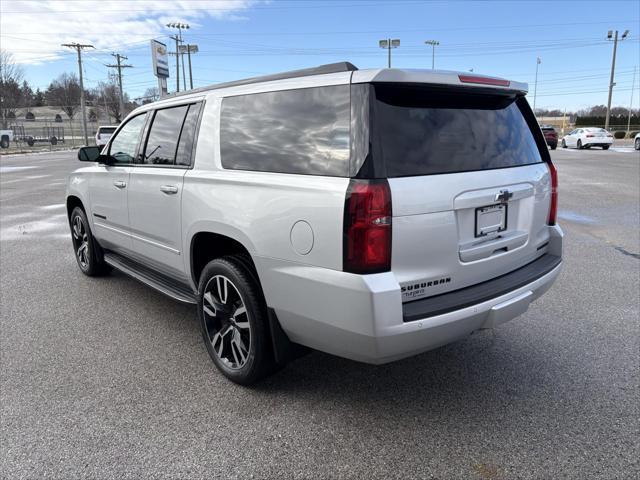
(78, 146), (101, 162)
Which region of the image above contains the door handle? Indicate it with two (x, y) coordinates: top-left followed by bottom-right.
(113, 180), (126, 189)
(160, 185), (179, 194)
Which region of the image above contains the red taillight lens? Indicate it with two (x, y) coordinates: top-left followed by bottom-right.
(458, 74), (511, 87)
(586, 134), (595, 138)
(547, 162), (558, 225)
(343, 179), (392, 274)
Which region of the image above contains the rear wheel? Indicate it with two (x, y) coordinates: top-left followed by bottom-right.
(69, 207), (110, 276)
(635, 138), (640, 150)
(0, 136), (9, 149)
(577, 139), (583, 149)
(50, 136), (57, 146)
(198, 256), (276, 385)
(602, 145), (609, 150)
(550, 143), (557, 150)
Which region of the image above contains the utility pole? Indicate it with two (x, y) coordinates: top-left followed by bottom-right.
(627, 65), (636, 135)
(605, 29), (630, 131)
(106, 53), (133, 121)
(61, 42), (94, 146)
(533, 57), (541, 118)
(424, 40), (439, 69)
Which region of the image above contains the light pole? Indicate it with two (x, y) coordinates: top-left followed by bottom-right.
(424, 40), (439, 69)
(166, 22), (190, 92)
(379, 39), (400, 68)
(533, 57), (541, 118)
(179, 44), (199, 90)
(605, 29), (629, 131)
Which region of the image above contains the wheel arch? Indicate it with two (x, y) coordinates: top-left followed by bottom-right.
(188, 228), (260, 288)
(66, 195), (85, 220)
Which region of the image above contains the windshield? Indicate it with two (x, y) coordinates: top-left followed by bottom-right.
(371, 84), (543, 177)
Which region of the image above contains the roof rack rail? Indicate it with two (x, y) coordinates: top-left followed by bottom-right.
(166, 62), (358, 99)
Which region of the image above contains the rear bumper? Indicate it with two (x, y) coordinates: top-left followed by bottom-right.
(258, 224), (563, 365)
(583, 138), (613, 146)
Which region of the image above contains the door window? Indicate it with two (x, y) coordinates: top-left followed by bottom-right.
(108, 114), (147, 164)
(142, 105), (189, 165)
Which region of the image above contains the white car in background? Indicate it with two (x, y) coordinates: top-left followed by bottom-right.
(561, 128), (613, 150)
(95, 125), (118, 148)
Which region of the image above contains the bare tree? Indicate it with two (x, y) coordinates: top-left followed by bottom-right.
(46, 73), (81, 145)
(0, 50), (24, 128)
(96, 80), (124, 122)
(140, 87), (159, 105)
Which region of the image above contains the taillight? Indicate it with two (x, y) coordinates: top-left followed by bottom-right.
(586, 134), (595, 138)
(343, 179), (392, 274)
(458, 74), (510, 87)
(547, 162), (558, 225)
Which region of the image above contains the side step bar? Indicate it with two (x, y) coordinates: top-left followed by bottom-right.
(104, 252), (197, 304)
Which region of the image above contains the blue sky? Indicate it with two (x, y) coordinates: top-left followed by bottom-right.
(1, 0), (639, 111)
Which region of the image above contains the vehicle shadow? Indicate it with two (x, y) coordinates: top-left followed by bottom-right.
(254, 323), (568, 415)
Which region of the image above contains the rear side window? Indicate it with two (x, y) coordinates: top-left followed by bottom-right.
(98, 127), (116, 135)
(176, 103), (202, 166)
(372, 85), (542, 177)
(220, 85), (350, 176)
(142, 105), (189, 165)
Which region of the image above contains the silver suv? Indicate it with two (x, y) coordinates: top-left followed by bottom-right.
(67, 63), (563, 384)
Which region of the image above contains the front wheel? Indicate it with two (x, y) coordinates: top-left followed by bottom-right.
(561, 139), (567, 148)
(69, 207), (110, 276)
(198, 256), (276, 385)
(550, 144), (557, 150)
(602, 145), (609, 150)
(0, 137), (9, 149)
(635, 138), (640, 150)
(577, 140), (583, 150)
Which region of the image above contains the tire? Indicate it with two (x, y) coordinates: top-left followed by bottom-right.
(561, 139), (567, 148)
(50, 136), (57, 146)
(602, 145), (609, 150)
(69, 207), (110, 276)
(26, 137), (34, 147)
(577, 140), (583, 150)
(635, 138), (640, 151)
(550, 143), (557, 150)
(198, 256), (276, 385)
(0, 136), (8, 149)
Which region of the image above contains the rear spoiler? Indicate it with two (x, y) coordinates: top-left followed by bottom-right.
(352, 69), (528, 94)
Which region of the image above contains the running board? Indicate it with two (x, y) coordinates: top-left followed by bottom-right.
(104, 252), (197, 304)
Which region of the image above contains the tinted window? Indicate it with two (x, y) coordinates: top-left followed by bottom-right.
(108, 114), (147, 164)
(373, 85), (543, 177)
(142, 105), (189, 165)
(99, 127), (116, 135)
(176, 103), (202, 166)
(220, 85), (350, 176)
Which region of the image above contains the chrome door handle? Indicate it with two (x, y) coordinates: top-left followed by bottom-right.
(113, 181), (126, 189)
(160, 185), (179, 194)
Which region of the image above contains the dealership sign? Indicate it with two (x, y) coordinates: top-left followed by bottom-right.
(151, 40), (169, 78)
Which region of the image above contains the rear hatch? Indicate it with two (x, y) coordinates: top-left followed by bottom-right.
(360, 83), (553, 302)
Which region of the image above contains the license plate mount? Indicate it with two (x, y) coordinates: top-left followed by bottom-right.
(475, 204), (507, 238)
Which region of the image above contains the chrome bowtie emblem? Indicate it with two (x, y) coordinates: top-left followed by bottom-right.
(495, 190), (513, 203)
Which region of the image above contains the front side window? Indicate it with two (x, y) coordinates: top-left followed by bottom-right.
(108, 114), (147, 164)
(220, 85), (350, 176)
(142, 105), (189, 165)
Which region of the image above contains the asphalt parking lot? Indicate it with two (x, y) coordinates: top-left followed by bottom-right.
(1, 148), (638, 479)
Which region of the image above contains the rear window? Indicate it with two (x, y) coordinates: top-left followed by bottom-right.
(372, 84), (543, 177)
(98, 127), (116, 135)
